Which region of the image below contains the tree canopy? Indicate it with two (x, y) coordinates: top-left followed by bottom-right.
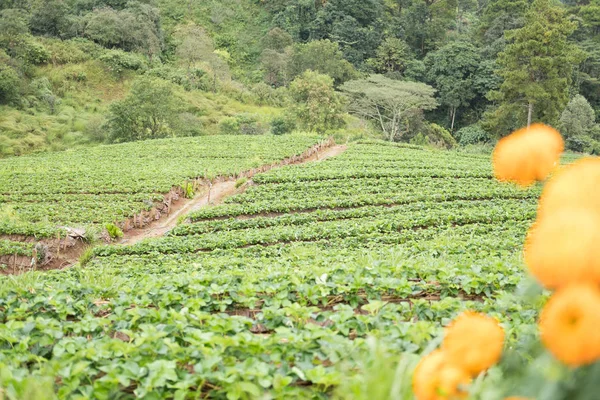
(341, 75), (438, 141)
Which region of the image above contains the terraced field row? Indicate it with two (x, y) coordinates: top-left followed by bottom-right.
(0, 142), (543, 398)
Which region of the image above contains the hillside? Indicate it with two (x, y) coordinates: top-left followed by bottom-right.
(1, 0), (599, 157)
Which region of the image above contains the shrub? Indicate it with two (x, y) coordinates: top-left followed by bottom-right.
(565, 135), (595, 153)
(219, 117), (239, 135)
(107, 76), (180, 143)
(41, 38), (91, 65)
(271, 115), (296, 135)
(289, 70), (346, 133)
(456, 125), (490, 146)
(181, 182), (194, 199)
(84, 116), (108, 143)
(0, 65), (21, 105)
(426, 123), (457, 149)
(174, 113), (203, 137)
(20, 39), (50, 65)
(99, 49), (146, 78)
(409, 132), (428, 146)
(219, 114), (266, 135)
(146, 66), (206, 91)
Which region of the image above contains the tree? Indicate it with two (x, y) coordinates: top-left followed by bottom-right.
(174, 24), (229, 92)
(83, 4), (163, 58)
(341, 74), (438, 141)
(261, 48), (291, 87)
(368, 37), (413, 75)
(29, 0), (70, 37)
(477, 0), (529, 53)
(559, 95), (597, 139)
(287, 40), (358, 85)
(488, 0), (585, 133)
(424, 42), (481, 132)
(288, 70), (346, 133)
(107, 77), (180, 143)
(0, 8), (29, 54)
(260, 28), (293, 87)
(401, 0), (458, 57)
(261, 27), (293, 52)
(314, 0), (385, 65)
(0, 63), (20, 105)
(580, 0), (600, 36)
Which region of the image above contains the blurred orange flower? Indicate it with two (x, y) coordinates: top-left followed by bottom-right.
(442, 311), (505, 376)
(493, 124), (563, 187)
(413, 350), (471, 400)
(537, 158), (600, 220)
(524, 208), (600, 289)
(539, 284), (600, 366)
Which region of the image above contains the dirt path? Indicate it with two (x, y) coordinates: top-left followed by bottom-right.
(120, 143), (348, 245)
(121, 182), (238, 244)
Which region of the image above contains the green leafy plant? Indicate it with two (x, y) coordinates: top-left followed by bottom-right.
(105, 223), (123, 240)
(235, 177), (248, 189)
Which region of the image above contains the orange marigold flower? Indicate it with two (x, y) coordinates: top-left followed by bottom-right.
(538, 157), (600, 220)
(413, 350), (471, 400)
(539, 284), (600, 366)
(524, 208), (600, 289)
(493, 124), (564, 187)
(442, 311), (505, 376)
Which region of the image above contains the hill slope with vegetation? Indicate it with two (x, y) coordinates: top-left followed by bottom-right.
(1, 0), (599, 157)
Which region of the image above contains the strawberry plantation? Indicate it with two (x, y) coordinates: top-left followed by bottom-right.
(0, 140), (560, 399)
(0, 135), (322, 271)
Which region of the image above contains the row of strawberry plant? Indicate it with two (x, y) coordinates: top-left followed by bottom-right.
(189, 188), (538, 221)
(172, 199), (536, 236)
(225, 178), (535, 205)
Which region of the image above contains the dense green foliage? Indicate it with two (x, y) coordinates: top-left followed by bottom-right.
(0, 141), (550, 398)
(1, 0), (599, 156)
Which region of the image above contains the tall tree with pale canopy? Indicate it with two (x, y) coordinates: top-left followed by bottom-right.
(341, 74), (438, 141)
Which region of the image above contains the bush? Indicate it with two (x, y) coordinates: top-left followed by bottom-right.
(42, 38), (92, 65)
(425, 123), (457, 149)
(99, 49), (146, 78)
(219, 114), (267, 135)
(565, 135), (595, 153)
(456, 124), (490, 146)
(218, 117), (239, 135)
(289, 70), (346, 133)
(146, 66), (206, 91)
(409, 132), (428, 146)
(29, 77), (61, 114)
(174, 113), (203, 137)
(107, 76), (180, 143)
(271, 115), (296, 135)
(235, 177), (248, 189)
(0, 65), (21, 105)
(20, 39), (50, 65)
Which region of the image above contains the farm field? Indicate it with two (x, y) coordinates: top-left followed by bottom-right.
(0, 141), (547, 399)
(0, 135), (323, 271)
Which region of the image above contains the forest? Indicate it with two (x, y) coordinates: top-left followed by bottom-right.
(0, 0), (599, 156)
